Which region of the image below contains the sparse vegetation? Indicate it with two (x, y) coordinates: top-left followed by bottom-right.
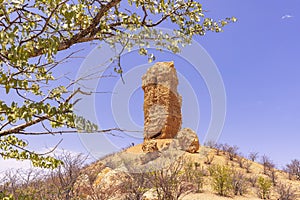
(285, 159), (300, 181)
(222, 144), (239, 161)
(257, 176), (272, 199)
(261, 155), (275, 175)
(268, 168), (278, 186)
(214, 144), (223, 156)
(244, 159), (252, 173)
(276, 183), (298, 200)
(146, 158), (193, 200)
(231, 170), (248, 195)
(248, 175), (258, 187)
(236, 153), (246, 168)
(183, 161), (205, 193)
(1, 144), (300, 200)
(249, 152), (259, 162)
(125, 172), (150, 200)
(209, 164), (233, 196)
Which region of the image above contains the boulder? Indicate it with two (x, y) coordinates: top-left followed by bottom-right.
(93, 167), (132, 193)
(175, 128), (200, 153)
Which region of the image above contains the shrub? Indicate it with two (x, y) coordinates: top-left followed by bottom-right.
(221, 143), (229, 153)
(285, 159), (300, 180)
(146, 158), (193, 200)
(267, 168), (278, 186)
(227, 145), (239, 161)
(236, 153), (245, 168)
(222, 144), (239, 161)
(249, 152), (259, 162)
(244, 159), (252, 173)
(257, 176), (272, 199)
(248, 176), (258, 187)
(205, 142), (222, 156)
(209, 164), (233, 196)
(183, 162), (205, 193)
(193, 163), (206, 193)
(184, 162), (195, 182)
(231, 170), (248, 195)
(204, 141), (217, 148)
(125, 172), (149, 200)
(261, 155), (275, 175)
(215, 144), (223, 156)
(276, 183), (298, 200)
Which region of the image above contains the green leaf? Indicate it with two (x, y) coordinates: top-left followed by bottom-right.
(139, 48), (148, 56)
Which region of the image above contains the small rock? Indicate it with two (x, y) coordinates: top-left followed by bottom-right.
(176, 128), (200, 153)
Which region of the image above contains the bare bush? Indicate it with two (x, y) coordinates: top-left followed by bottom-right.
(267, 168), (278, 186)
(248, 176), (258, 187)
(222, 144), (239, 161)
(244, 159), (252, 173)
(221, 143), (229, 153)
(276, 183), (298, 200)
(0, 152), (88, 200)
(249, 152), (259, 162)
(204, 141), (217, 148)
(146, 158), (193, 200)
(0, 170), (19, 198)
(284, 159), (300, 180)
(49, 152), (87, 199)
(261, 155), (275, 175)
(231, 170), (248, 195)
(236, 153), (246, 168)
(204, 142), (222, 156)
(228, 145), (239, 161)
(0, 168), (49, 199)
(214, 143), (223, 156)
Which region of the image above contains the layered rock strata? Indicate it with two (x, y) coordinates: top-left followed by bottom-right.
(142, 61), (182, 139)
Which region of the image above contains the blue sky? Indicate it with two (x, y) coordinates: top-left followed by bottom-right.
(1, 0), (300, 170)
(198, 0), (300, 167)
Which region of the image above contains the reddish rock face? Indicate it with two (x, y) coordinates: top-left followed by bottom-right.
(142, 62), (182, 139)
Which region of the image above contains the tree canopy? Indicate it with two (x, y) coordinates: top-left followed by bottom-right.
(0, 0), (236, 168)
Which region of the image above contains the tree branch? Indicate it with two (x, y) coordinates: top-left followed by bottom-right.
(31, 0), (121, 58)
(0, 114), (50, 137)
(13, 128), (142, 136)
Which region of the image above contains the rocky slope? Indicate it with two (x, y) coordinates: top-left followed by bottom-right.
(73, 141), (300, 200)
